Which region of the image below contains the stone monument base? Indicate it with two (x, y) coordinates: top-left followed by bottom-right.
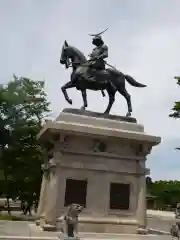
(36, 216), (148, 234)
(36, 108), (161, 234)
(28, 222), (168, 240)
(57, 216), (138, 234)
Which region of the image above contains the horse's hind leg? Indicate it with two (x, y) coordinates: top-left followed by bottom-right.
(61, 81), (75, 105)
(80, 89), (88, 110)
(118, 88), (132, 117)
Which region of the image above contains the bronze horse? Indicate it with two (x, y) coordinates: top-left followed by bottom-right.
(60, 40), (146, 116)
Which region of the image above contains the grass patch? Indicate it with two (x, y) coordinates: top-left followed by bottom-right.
(0, 215), (13, 220)
(0, 213), (37, 221)
(0, 214), (28, 221)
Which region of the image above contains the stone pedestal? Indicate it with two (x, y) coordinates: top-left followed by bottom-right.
(36, 108), (161, 234)
(36, 170), (49, 226)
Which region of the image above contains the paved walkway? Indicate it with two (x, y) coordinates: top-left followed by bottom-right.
(0, 210), (175, 239)
(0, 236), (172, 240)
(147, 210), (174, 219)
(0, 221), (172, 240)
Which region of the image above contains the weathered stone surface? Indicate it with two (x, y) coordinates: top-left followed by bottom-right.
(62, 108), (137, 123)
(0, 220), (171, 239)
(36, 109), (161, 234)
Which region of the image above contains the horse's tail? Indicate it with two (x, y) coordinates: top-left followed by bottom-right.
(124, 74), (147, 88)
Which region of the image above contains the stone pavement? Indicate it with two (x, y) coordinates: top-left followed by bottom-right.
(0, 210), (175, 237)
(147, 210), (175, 234)
(0, 221), (172, 240)
(0, 236), (173, 240)
(0, 210), (175, 239)
(147, 210), (174, 219)
(147, 217), (172, 233)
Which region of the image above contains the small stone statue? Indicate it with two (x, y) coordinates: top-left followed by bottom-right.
(175, 203), (180, 219)
(170, 203), (180, 238)
(61, 203), (83, 239)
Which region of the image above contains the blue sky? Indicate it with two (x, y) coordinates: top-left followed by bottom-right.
(1, 0), (180, 180)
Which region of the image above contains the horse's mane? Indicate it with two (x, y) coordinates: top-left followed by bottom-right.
(70, 45), (87, 63)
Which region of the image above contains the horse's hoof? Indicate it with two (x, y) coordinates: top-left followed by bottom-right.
(103, 111), (109, 115)
(68, 99), (72, 105)
(80, 107), (85, 111)
(126, 112), (131, 117)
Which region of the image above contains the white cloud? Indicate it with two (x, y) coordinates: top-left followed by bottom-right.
(1, 0), (180, 179)
(147, 138), (180, 180)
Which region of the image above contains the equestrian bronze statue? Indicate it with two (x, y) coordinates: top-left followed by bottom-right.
(60, 29), (146, 117)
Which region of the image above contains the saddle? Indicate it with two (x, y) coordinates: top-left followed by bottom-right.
(87, 64), (109, 83)
(75, 60), (109, 85)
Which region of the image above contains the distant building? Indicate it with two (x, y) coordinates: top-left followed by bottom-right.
(146, 193), (157, 209)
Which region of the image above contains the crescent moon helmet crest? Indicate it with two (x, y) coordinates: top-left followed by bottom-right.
(89, 28), (108, 37)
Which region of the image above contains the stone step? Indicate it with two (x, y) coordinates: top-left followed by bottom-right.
(0, 235), (171, 240)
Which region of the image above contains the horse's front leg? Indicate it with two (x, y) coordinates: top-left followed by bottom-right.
(61, 81), (75, 105)
(80, 90), (88, 111)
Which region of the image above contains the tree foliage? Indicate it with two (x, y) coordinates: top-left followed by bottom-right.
(146, 177), (180, 209)
(0, 76), (50, 210)
(169, 76), (180, 118)
(160, 76), (180, 209)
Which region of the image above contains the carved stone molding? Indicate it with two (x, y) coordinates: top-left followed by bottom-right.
(107, 139), (134, 156)
(49, 163), (57, 175)
(41, 164), (49, 172)
(41, 159), (57, 176)
(134, 142), (153, 157)
(53, 134), (154, 159)
(143, 144), (153, 156)
(58, 135), (70, 150)
(41, 164), (50, 179)
(91, 139), (107, 153)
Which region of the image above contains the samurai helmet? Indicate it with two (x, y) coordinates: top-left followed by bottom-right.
(89, 28), (108, 46)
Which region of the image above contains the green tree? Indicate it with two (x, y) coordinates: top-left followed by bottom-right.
(0, 76), (50, 213)
(146, 176), (153, 187)
(147, 180), (180, 209)
(169, 76), (180, 118)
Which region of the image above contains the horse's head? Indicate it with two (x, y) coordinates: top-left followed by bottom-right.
(60, 40), (87, 69)
(60, 40), (71, 68)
